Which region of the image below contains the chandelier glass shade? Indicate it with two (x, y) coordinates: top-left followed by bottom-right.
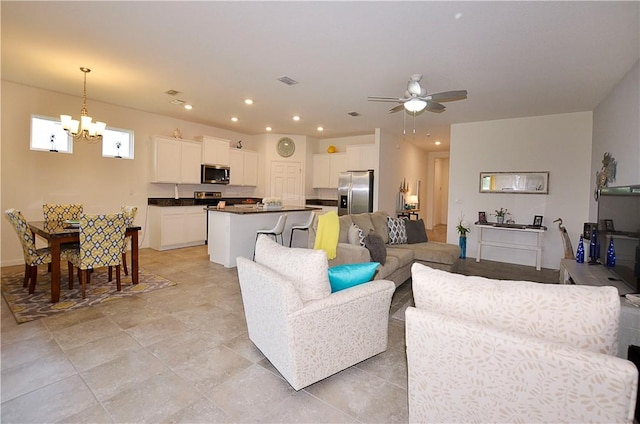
(60, 67), (106, 143)
(404, 98), (427, 113)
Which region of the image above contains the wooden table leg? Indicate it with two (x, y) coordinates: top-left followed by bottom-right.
(131, 230), (139, 284)
(50, 240), (61, 303)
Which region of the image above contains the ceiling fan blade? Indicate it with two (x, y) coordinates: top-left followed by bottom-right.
(424, 90), (468, 103)
(425, 102), (446, 113)
(389, 104), (405, 113)
(368, 96), (404, 103)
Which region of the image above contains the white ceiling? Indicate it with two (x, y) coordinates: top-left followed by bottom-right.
(2, 1), (638, 152)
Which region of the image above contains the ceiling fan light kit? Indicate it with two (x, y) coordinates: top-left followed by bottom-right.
(404, 99), (427, 113)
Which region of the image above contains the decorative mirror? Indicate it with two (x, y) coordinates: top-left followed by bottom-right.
(479, 171), (549, 194)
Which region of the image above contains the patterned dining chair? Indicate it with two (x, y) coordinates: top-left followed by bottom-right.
(4, 209), (74, 294)
(42, 203), (83, 222)
(120, 205), (138, 276)
(66, 213), (126, 298)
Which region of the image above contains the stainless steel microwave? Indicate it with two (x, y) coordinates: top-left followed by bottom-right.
(201, 164), (230, 184)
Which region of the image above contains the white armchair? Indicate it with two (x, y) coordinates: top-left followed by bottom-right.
(236, 235), (395, 391)
(406, 263), (638, 423)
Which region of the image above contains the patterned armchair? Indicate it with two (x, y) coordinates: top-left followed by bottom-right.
(236, 235), (395, 390)
(4, 209), (74, 294)
(406, 263), (638, 423)
(67, 213), (126, 298)
(42, 203), (83, 222)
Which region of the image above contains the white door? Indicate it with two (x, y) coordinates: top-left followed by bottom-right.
(270, 161), (302, 206)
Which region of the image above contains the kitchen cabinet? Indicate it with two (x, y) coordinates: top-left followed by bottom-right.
(196, 135), (230, 166)
(151, 135), (201, 184)
(229, 149), (258, 186)
(347, 144), (377, 171)
(312, 153), (347, 188)
(148, 205), (206, 250)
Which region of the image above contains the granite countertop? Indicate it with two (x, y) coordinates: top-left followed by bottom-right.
(206, 205), (320, 214)
(305, 199), (338, 207)
(148, 197), (261, 207)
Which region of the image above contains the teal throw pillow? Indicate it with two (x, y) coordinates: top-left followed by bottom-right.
(328, 262), (380, 292)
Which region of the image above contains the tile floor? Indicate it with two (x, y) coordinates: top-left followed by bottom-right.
(1, 226), (558, 423)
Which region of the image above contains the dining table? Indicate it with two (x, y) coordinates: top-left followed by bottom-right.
(29, 221), (142, 303)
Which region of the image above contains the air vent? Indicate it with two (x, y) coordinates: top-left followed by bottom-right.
(277, 76), (298, 86)
(165, 89), (181, 96)
(170, 99), (186, 105)
(347, 111), (361, 117)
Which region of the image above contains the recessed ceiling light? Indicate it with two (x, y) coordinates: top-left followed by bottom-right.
(317, 126), (324, 132)
(184, 104), (193, 110)
(455, 12), (463, 20)
(266, 127), (272, 131)
(293, 115), (300, 121)
(435, 141), (441, 145)
(244, 99), (253, 105)
(231, 117), (238, 122)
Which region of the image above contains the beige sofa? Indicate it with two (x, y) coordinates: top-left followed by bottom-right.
(406, 263), (638, 423)
(308, 211), (460, 287)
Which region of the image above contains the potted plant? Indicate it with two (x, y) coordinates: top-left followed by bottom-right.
(456, 214), (470, 259)
(494, 207), (509, 224)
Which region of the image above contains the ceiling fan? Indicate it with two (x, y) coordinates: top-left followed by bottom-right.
(368, 74), (468, 114)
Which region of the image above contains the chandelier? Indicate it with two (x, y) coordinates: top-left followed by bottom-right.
(60, 67), (106, 143)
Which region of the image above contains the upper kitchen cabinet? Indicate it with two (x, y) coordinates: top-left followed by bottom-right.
(229, 149), (258, 186)
(346, 144), (377, 171)
(312, 153), (347, 188)
(151, 135), (201, 184)
(196, 135), (230, 166)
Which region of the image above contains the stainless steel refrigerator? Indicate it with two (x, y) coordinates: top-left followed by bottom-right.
(338, 170), (374, 216)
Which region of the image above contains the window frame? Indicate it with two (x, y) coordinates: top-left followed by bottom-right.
(101, 126), (135, 159)
(30, 114), (73, 153)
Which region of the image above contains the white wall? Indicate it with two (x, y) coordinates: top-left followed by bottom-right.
(590, 60), (640, 219)
(449, 112), (593, 270)
(377, 129), (430, 218)
(1, 80), (258, 266)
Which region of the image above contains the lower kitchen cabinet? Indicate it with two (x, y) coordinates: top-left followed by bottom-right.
(149, 205), (206, 250)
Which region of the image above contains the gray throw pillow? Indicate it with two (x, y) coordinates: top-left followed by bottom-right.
(406, 219), (428, 244)
(364, 230), (387, 265)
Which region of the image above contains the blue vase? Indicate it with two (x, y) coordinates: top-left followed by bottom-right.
(576, 236), (585, 263)
(607, 238), (616, 268)
(459, 236), (467, 259)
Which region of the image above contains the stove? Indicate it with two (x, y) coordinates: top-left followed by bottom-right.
(194, 191), (222, 205)
(195, 191), (222, 244)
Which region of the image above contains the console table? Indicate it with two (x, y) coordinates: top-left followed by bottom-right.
(475, 223), (547, 270)
(560, 258), (640, 358)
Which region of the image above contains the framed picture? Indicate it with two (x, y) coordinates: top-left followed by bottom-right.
(583, 222), (597, 239)
(533, 215), (543, 227)
(478, 211), (487, 224)
(604, 219), (615, 232)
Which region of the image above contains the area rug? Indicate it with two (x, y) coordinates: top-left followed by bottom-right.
(1, 268), (177, 324)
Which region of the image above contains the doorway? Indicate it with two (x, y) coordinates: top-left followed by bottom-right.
(270, 161), (303, 206)
(433, 157), (450, 226)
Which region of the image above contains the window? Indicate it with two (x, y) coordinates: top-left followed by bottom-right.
(30, 115), (73, 153)
(30, 115), (134, 158)
(102, 127), (134, 159)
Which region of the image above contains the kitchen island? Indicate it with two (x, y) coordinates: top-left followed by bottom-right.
(206, 205), (318, 267)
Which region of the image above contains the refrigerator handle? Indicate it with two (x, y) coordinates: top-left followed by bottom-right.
(347, 183), (352, 214)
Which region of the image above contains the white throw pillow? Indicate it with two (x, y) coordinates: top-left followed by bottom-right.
(347, 223), (366, 246)
(387, 216), (407, 245)
(254, 235), (331, 302)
